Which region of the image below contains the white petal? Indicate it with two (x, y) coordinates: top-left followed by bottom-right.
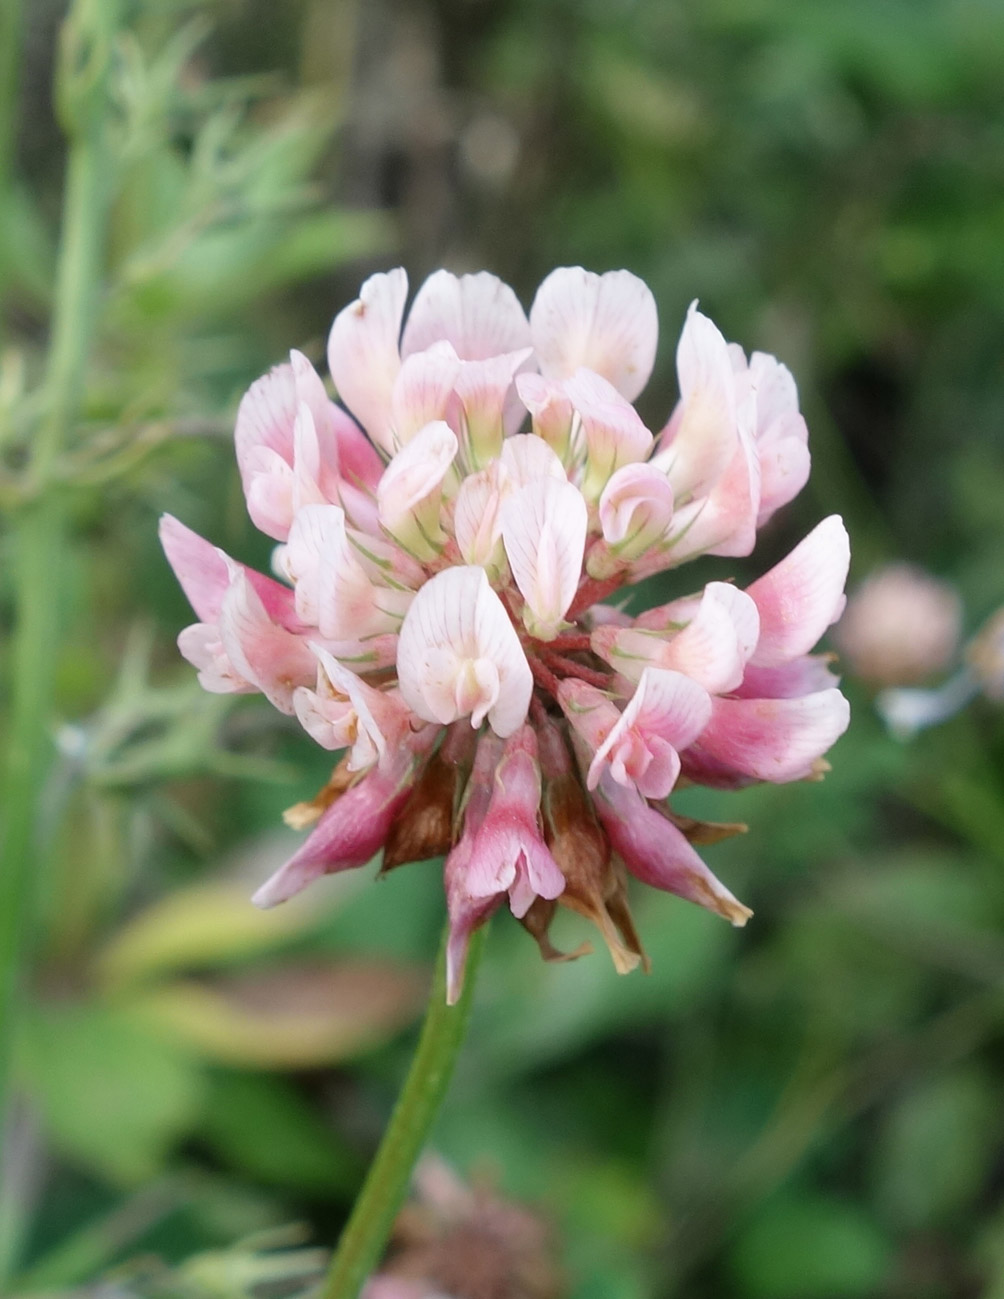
(396, 566), (532, 737)
(530, 267), (658, 401)
(401, 270), (530, 361)
(501, 478), (588, 640)
(327, 268), (408, 451)
(499, 434), (567, 490)
(377, 420), (458, 533)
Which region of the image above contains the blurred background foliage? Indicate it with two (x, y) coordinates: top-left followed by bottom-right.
(1, 0), (1003, 1296)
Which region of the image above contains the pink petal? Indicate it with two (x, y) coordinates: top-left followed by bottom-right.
(530, 267), (658, 402)
(737, 655), (841, 699)
(160, 514), (299, 629)
(377, 420), (457, 549)
(452, 347), (534, 461)
(252, 740), (425, 908)
(747, 515), (850, 667)
(588, 668), (712, 797)
(592, 771), (752, 926)
(327, 269), (408, 451)
(218, 570), (316, 714)
(501, 477), (588, 641)
(401, 270), (530, 361)
(697, 689), (851, 782)
(396, 566), (532, 737)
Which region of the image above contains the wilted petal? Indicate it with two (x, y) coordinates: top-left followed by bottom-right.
(530, 267), (658, 402)
(747, 516), (850, 667)
(328, 268), (408, 452)
(592, 770), (752, 926)
(397, 566), (532, 736)
(252, 739), (428, 908)
(501, 477), (588, 641)
(444, 732), (504, 1004)
(697, 689), (851, 782)
(401, 269), (531, 361)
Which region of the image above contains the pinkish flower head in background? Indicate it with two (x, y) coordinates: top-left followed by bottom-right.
(361, 1157), (563, 1299)
(833, 562), (962, 688)
(161, 266), (851, 1000)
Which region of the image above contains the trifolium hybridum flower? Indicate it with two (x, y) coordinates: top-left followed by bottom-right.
(162, 267), (851, 1000)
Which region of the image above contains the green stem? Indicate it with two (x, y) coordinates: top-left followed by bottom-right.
(0, 0), (116, 1280)
(321, 924), (486, 1299)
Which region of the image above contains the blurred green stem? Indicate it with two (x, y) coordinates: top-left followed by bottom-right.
(321, 925), (486, 1299)
(0, 0), (117, 1279)
(0, 0), (22, 308)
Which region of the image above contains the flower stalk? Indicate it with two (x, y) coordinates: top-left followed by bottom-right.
(321, 923), (486, 1299)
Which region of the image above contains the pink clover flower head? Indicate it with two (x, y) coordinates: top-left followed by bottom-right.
(161, 266), (851, 1000)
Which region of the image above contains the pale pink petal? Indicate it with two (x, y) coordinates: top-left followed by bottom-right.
(218, 570), (316, 714)
(498, 433), (567, 489)
(598, 462), (674, 555)
(556, 678), (622, 757)
(501, 477), (588, 641)
(377, 420), (457, 557)
(530, 267), (658, 402)
(388, 343), (461, 449)
(401, 270), (530, 361)
(453, 466), (505, 569)
(593, 583), (758, 694)
(327, 268), (408, 452)
(284, 505), (412, 641)
(452, 347), (534, 462)
(293, 644), (411, 768)
(177, 622), (255, 695)
(563, 369), (654, 499)
(737, 656), (841, 700)
(697, 689), (851, 782)
(592, 769), (752, 926)
(588, 668), (712, 797)
(747, 516), (850, 667)
(515, 372), (576, 464)
(396, 566), (532, 737)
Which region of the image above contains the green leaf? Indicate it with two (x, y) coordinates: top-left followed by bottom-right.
(730, 1191), (892, 1299)
(199, 1071), (361, 1194)
(20, 1005), (204, 1184)
(873, 1067), (1000, 1229)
